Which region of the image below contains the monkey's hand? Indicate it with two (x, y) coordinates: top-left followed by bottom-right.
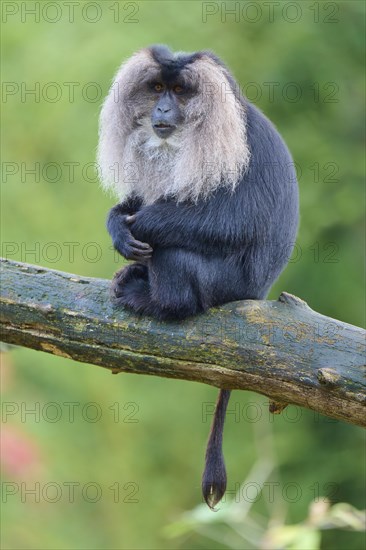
(125, 212), (154, 252)
(107, 205), (153, 262)
(114, 217), (152, 262)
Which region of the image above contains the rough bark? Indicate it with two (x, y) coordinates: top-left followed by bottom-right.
(0, 258), (365, 426)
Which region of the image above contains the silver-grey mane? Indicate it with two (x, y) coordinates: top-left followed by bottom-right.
(97, 48), (250, 204)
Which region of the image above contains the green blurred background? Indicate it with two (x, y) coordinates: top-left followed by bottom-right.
(1, 1), (365, 549)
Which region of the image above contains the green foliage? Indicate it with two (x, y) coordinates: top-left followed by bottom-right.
(165, 469), (365, 549)
(1, 2), (364, 549)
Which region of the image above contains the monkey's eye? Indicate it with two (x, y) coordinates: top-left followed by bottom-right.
(154, 83), (164, 92)
(173, 85), (184, 94)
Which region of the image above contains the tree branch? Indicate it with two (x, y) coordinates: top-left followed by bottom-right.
(0, 258), (365, 426)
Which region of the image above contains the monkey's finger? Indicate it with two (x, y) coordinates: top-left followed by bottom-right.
(130, 247), (153, 257)
(129, 252), (152, 261)
(125, 214), (136, 224)
(127, 241), (153, 255)
(130, 239), (152, 250)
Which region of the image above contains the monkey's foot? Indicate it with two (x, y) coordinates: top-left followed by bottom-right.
(111, 263), (148, 300)
(112, 274), (151, 315)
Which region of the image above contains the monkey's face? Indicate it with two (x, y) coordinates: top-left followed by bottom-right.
(148, 81), (193, 139)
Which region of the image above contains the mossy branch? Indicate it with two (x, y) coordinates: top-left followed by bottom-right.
(0, 258), (365, 426)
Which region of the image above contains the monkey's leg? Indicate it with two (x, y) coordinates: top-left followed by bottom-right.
(112, 248), (206, 320)
(202, 389), (231, 510)
(146, 248), (207, 320)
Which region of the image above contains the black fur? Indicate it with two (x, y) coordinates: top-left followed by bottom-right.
(150, 44), (203, 82)
(105, 49), (299, 508)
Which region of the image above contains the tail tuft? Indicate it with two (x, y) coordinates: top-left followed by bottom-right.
(202, 465), (227, 510)
(201, 389), (231, 510)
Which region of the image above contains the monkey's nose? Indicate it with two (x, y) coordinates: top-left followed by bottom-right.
(157, 106), (171, 114)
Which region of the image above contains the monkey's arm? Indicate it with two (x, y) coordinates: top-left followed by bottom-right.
(128, 188), (268, 255)
(107, 196), (153, 261)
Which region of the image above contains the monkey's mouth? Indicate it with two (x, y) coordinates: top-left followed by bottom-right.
(152, 123), (176, 139)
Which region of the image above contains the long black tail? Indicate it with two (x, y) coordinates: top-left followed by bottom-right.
(201, 389), (231, 510)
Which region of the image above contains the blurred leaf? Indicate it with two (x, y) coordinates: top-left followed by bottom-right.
(263, 525), (321, 550)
